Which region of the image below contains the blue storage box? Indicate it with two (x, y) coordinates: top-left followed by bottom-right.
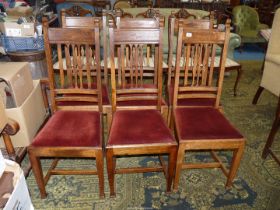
(0, 35), (44, 52)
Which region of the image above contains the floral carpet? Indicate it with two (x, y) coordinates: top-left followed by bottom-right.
(26, 60), (280, 210)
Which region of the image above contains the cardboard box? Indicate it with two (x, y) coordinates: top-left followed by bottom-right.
(0, 21), (35, 37)
(0, 80), (48, 148)
(2, 159), (34, 210)
(6, 6), (33, 18)
(0, 62), (33, 108)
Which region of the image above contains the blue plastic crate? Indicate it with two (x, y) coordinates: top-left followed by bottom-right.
(0, 35), (44, 52)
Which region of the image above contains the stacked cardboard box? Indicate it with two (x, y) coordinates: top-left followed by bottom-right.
(0, 62), (47, 147)
(0, 16), (35, 38)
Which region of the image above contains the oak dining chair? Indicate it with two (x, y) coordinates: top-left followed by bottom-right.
(28, 18), (105, 198)
(106, 17), (177, 197)
(172, 19), (245, 191)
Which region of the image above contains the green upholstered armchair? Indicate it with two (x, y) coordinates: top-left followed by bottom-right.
(232, 5), (269, 43)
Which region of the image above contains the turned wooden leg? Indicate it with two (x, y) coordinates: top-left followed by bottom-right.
(2, 133), (16, 159)
(1, 119), (19, 161)
(252, 86), (264, 105)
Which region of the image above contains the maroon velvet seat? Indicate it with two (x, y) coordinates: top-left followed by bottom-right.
(106, 17), (177, 197)
(172, 19), (245, 191)
(175, 107), (243, 140)
(28, 18), (105, 199)
(108, 110), (173, 145)
(32, 111), (101, 147)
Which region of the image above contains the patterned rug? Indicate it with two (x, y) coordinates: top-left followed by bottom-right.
(25, 60), (280, 210)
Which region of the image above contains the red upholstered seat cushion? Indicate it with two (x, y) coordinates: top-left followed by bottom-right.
(167, 83), (216, 106)
(107, 110), (174, 146)
(32, 110), (101, 147)
(175, 107), (243, 140)
(57, 84), (110, 106)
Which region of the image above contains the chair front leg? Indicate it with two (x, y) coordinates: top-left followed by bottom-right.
(106, 149), (116, 197)
(173, 146), (185, 191)
(96, 150), (105, 199)
(225, 143), (245, 188)
(28, 150), (47, 198)
(167, 147), (177, 193)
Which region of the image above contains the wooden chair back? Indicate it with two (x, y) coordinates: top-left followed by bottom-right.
(61, 10), (96, 28)
(101, 9), (133, 83)
(132, 0), (153, 7)
(171, 8), (196, 19)
(118, 9), (165, 82)
(62, 4), (94, 17)
(135, 8), (160, 18)
(108, 17), (165, 113)
(172, 19), (231, 109)
(61, 12), (111, 84)
(113, 0), (134, 9)
(42, 18), (102, 113)
(115, 8), (134, 19)
(167, 13), (215, 87)
(59, 5), (94, 24)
